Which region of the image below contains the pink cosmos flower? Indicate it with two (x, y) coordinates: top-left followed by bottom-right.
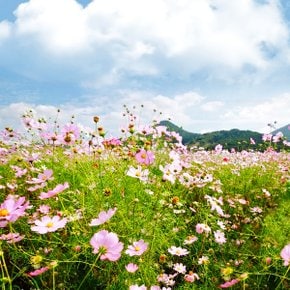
(31, 215), (67, 234)
(27, 183), (47, 192)
(168, 246), (189, 256)
(60, 123), (80, 145)
(37, 205), (51, 214)
(281, 244), (290, 266)
(129, 285), (147, 290)
(215, 144), (223, 154)
(126, 239), (148, 256)
(90, 230), (123, 261)
(184, 271), (200, 283)
(273, 132), (283, 143)
(219, 278), (240, 288)
(28, 266), (49, 277)
(183, 235), (198, 245)
(196, 223), (211, 235)
(89, 208), (117, 226)
(11, 165), (27, 178)
(0, 195), (30, 228)
(0, 232), (24, 243)
(125, 263), (139, 273)
(26, 169), (53, 184)
(39, 182), (69, 199)
(214, 230), (227, 244)
(135, 149), (155, 165)
(173, 263), (186, 274)
(262, 133), (272, 142)
(157, 273), (177, 286)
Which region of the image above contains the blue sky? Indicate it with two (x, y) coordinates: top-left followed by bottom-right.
(0, 0), (290, 136)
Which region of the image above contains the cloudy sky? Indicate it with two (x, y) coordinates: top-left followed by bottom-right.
(0, 0), (290, 136)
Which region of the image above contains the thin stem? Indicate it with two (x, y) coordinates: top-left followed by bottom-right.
(77, 254), (100, 290)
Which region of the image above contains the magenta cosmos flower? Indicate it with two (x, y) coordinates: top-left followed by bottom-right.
(135, 149), (155, 165)
(0, 195), (30, 227)
(90, 230), (123, 261)
(28, 266), (49, 277)
(281, 244), (290, 266)
(126, 239), (148, 256)
(31, 215), (67, 234)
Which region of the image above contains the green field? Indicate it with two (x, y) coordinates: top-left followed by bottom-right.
(0, 112), (289, 290)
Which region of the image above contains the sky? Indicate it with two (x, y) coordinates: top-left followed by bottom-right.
(0, 0), (290, 137)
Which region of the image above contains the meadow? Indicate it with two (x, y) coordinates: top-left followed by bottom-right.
(0, 109), (289, 290)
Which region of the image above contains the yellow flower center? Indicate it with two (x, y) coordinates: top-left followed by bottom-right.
(135, 246), (140, 251)
(46, 222), (54, 228)
(0, 209), (9, 217)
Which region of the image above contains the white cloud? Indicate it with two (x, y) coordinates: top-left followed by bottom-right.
(1, 91), (289, 138)
(201, 101), (224, 112)
(222, 93), (290, 132)
(14, 0), (89, 55)
(0, 21), (12, 42)
(0, 0), (287, 86)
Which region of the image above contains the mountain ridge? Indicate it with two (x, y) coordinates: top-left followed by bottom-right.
(159, 120), (289, 150)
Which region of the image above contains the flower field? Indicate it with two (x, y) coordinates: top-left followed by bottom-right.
(0, 110), (289, 290)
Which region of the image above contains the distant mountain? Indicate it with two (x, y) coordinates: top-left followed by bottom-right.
(158, 120), (201, 144)
(159, 120), (263, 150)
(189, 129), (263, 150)
(272, 124), (290, 140)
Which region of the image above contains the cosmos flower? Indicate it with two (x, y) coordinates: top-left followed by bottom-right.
(39, 182), (69, 199)
(168, 246), (189, 256)
(135, 149), (155, 165)
(0, 195), (30, 228)
(214, 230), (227, 244)
(125, 263), (139, 273)
(126, 165), (149, 182)
(184, 271), (200, 283)
(31, 216), (67, 234)
(281, 244), (290, 266)
(26, 169), (53, 184)
(126, 239), (148, 256)
(90, 208), (117, 226)
(129, 285), (147, 290)
(28, 267), (49, 277)
(90, 230), (123, 261)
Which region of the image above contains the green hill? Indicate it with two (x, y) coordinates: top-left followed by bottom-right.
(190, 128), (263, 150)
(158, 120), (201, 144)
(159, 120), (263, 150)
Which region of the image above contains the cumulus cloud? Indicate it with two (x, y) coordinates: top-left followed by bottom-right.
(0, 21), (12, 42)
(222, 93), (290, 132)
(0, 0), (288, 85)
(201, 101), (224, 112)
(1, 91), (289, 137)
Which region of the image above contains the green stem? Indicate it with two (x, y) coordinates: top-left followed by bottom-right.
(0, 249), (12, 290)
(77, 254), (100, 290)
